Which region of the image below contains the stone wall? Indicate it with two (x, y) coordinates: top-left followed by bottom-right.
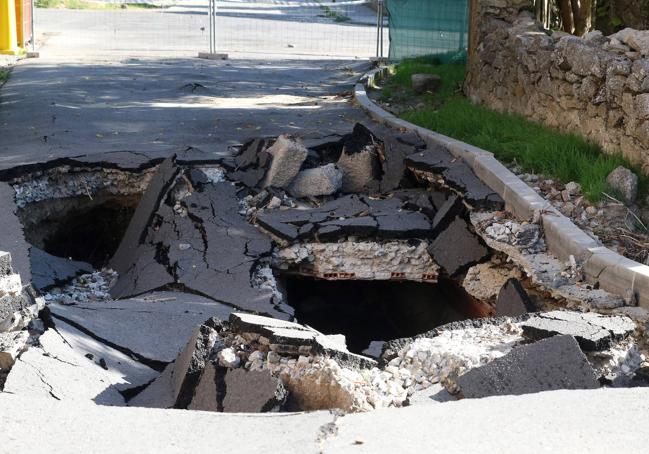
(464, 0), (649, 173)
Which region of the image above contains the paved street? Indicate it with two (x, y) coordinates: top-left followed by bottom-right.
(0, 2), (381, 170)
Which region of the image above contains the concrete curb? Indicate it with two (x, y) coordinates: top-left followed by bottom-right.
(355, 67), (649, 309)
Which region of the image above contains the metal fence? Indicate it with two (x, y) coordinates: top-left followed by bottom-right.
(33, 0), (388, 59)
(32, 0), (470, 61)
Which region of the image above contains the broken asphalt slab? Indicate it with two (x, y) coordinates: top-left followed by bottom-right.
(230, 313), (376, 369)
(48, 291), (234, 364)
(521, 310), (636, 351)
(256, 193), (434, 242)
(495, 278), (537, 317)
(405, 147), (504, 209)
(30, 246), (94, 291)
(108, 160), (290, 319)
(456, 335), (599, 399)
(4, 319), (158, 405)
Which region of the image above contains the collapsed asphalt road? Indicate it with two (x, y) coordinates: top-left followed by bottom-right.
(1, 119), (647, 413)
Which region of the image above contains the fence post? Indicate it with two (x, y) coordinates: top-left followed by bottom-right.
(468, 0), (480, 64)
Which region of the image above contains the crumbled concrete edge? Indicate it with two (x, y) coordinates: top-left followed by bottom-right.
(354, 67), (649, 309)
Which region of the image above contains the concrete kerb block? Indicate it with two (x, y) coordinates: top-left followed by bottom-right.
(543, 215), (600, 262)
(630, 266), (649, 308)
(598, 257), (638, 303)
(446, 141), (494, 166)
(502, 179), (550, 221)
(583, 247), (622, 280)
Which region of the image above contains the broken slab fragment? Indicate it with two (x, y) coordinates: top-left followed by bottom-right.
(4, 320), (158, 404)
(30, 246), (94, 291)
(129, 321), (221, 409)
(288, 164), (343, 198)
(262, 135), (308, 189)
(1, 285), (43, 333)
(495, 278), (537, 317)
(230, 313), (376, 369)
(257, 193), (438, 243)
(521, 311), (636, 351)
(49, 291), (233, 364)
(337, 124), (382, 193)
(222, 368), (287, 413)
(405, 148), (504, 210)
(109, 160), (288, 319)
(457, 335), (599, 398)
(427, 216), (489, 276)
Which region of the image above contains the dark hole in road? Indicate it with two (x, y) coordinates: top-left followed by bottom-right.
(282, 275), (478, 354)
(20, 194), (140, 268)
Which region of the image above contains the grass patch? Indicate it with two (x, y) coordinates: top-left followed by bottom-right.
(0, 69), (10, 86)
(317, 1), (351, 23)
(381, 58), (648, 202)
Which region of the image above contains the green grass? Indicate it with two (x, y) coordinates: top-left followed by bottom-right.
(317, 1), (351, 23)
(381, 58), (648, 202)
(0, 69), (9, 88)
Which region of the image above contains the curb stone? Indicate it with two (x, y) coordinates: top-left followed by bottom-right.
(354, 67), (649, 309)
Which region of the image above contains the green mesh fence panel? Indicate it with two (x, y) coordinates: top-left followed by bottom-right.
(386, 0), (469, 62)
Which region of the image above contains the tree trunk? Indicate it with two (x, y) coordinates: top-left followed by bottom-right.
(558, 0), (575, 33)
(572, 0), (593, 36)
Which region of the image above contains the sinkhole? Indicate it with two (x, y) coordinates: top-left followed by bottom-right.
(19, 193), (140, 268)
(282, 275), (482, 354)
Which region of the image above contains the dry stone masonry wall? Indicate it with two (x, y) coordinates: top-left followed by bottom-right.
(465, 0), (649, 173)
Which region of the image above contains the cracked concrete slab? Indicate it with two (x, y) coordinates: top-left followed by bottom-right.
(521, 311), (636, 351)
(48, 291), (234, 364)
(4, 320), (158, 404)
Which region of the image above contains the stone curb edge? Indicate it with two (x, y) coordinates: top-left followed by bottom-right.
(354, 66), (649, 309)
